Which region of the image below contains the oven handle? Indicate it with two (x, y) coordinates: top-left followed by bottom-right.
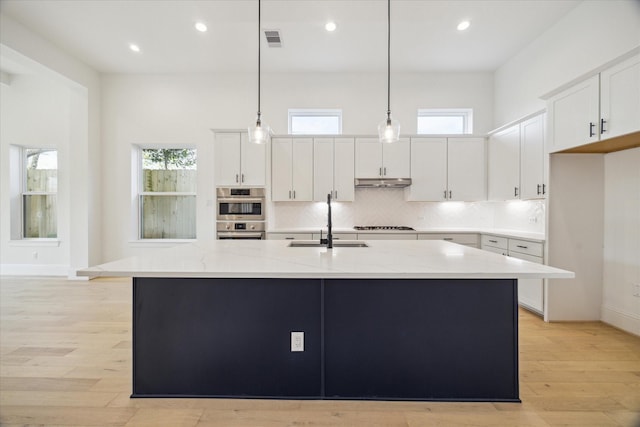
(217, 232), (265, 239)
(217, 198), (265, 204)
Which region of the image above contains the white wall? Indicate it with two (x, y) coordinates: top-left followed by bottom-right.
(100, 71), (493, 261)
(602, 147), (640, 335)
(0, 14), (102, 277)
(494, 0), (640, 126)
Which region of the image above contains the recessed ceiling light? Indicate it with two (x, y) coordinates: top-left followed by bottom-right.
(195, 22), (208, 32)
(457, 20), (470, 31)
(325, 21), (337, 32)
(129, 43), (141, 53)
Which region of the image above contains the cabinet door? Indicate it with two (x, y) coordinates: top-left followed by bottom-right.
(488, 126), (520, 200)
(547, 75), (599, 152)
(448, 138), (486, 201)
(313, 138), (335, 202)
(382, 138), (410, 178)
(241, 132), (266, 186)
(333, 138), (355, 202)
(291, 138), (314, 201)
(407, 138), (447, 201)
(214, 132), (241, 186)
(600, 55), (640, 140)
(355, 138), (383, 178)
(520, 114), (546, 200)
(271, 138), (293, 201)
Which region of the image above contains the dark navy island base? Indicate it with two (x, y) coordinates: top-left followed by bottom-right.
(132, 277), (520, 402)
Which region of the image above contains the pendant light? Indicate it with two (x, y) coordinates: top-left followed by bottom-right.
(249, 0), (270, 144)
(378, 0), (400, 143)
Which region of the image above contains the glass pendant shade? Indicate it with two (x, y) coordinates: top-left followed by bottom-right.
(248, 114), (270, 144)
(378, 114), (400, 144)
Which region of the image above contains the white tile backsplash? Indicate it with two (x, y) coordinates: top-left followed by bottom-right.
(268, 188), (546, 234)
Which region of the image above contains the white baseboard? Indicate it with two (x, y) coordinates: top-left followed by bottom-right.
(0, 263), (70, 277)
(601, 304), (640, 336)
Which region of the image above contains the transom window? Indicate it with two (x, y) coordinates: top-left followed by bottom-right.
(138, 147), (197, 239)
(288, 109), (342, 135)
(417, 109), (473, 135)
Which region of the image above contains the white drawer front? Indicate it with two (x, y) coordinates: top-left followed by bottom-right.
(508, 239), (543, 258)
(361, 233), (417, 240)
(267, 233), (313, 240)
(509, 252), (543, 264)
(312, 233), (358, 241)
(419, 233), (479, 245)
(483, 246), (508, 256)
(481, 234), (508, 250)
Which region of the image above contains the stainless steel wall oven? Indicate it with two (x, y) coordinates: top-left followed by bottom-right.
(216, 188), (266, 239)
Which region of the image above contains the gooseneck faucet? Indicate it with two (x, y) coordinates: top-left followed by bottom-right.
(320, 193), (333, 248)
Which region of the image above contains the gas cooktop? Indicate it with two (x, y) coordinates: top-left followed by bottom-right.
(353, 226), (415, 231)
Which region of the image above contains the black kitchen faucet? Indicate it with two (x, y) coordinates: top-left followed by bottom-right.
(320, 193), (333, 248)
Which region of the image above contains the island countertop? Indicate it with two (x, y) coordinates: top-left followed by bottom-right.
(79, 240), (573, 280)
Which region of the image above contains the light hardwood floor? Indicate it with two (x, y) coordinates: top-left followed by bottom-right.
(1, 276), (638, 427)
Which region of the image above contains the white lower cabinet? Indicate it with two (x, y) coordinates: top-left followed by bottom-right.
(482, 234), (544, 314)
(311, 233), (357, 241)
(418, 233), (479, 248)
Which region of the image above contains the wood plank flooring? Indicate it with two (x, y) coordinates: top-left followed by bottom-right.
(1, 276), (639, 426)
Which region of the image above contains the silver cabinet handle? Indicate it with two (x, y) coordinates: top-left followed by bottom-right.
(516, 245), (528, 249)
(489, 240), (498, 243)
(334, 190), (338, 199)
(443, 238), (453, 241)
(293, 190), (296, 199)
(542, 184), (546, 195)
(383, 167), (387, 176)
(285, 237), (294, 240)
(600, 118), (607, 134)
(241, 174), (245, 183)
(537, 184), (541, 195)
(235, 174), (239, 183)
(514, 187), (519, 197)
(449, 190), (452, 199)
(379, 167), (382, 177)
(289, 190), (292, 199)
(589, 122), (596, 137)
(444, 190), (447, 199)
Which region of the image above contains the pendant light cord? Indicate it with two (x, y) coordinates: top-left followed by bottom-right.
(257, 0), (261, 118)
(386, 0), (391, 117)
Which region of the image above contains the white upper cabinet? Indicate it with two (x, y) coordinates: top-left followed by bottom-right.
(406, 138), (447, 201)
(600, 54), (640, 139)
(214, 132), (266, 186)
(313, 137), (355, 202)
(488, 125), (521, 200)
(408, 137), (485, 202)
(519, 114), (546, 200)
(447, 138), (486, 201)
(271, 137), (313, 201)
(488, 113), (546, 201)
(355, 137), (410, 178)
(547, 54), (640, 152)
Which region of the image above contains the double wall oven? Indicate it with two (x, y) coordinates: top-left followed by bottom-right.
(216, 188), (266, 240)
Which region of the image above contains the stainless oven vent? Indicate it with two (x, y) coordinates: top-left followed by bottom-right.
(264, 30), (282, 47)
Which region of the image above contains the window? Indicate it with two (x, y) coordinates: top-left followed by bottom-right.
(139, 148), (196, 239)
(288, 109), (342, 135)
(22, 148), (58, 238)
(417, 109), (473, 135)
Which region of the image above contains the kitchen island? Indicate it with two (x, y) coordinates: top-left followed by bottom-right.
(80, 240), (573, 402)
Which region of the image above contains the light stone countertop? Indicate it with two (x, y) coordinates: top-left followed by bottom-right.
(79, 240), (572, 280)
(267, 228), (545, 242)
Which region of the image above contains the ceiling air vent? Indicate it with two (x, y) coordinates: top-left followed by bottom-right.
(264, 30), (282, 48)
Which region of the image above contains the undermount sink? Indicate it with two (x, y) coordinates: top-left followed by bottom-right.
(288, 240), (369, 248)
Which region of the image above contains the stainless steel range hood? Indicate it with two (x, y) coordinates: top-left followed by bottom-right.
(354, 178), (412, 188)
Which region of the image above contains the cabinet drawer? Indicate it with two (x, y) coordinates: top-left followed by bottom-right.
(508, 239), (543, 258)
(419, 233), (479, 246)
(483, 246), (508, 256)
(508, 251), (543, 264)
(359, 233), (417, 240)
(481, 234), (508, 250)
(267, 233), (313, 240)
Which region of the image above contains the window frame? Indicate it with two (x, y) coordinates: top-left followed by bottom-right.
(417, 108), (473, 135)
(288, 109), (343, 135)
(136, 145), (197, 241)
(19, 147), (58, 240)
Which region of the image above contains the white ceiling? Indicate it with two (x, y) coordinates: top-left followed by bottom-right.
(0, 0), (581, 74)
